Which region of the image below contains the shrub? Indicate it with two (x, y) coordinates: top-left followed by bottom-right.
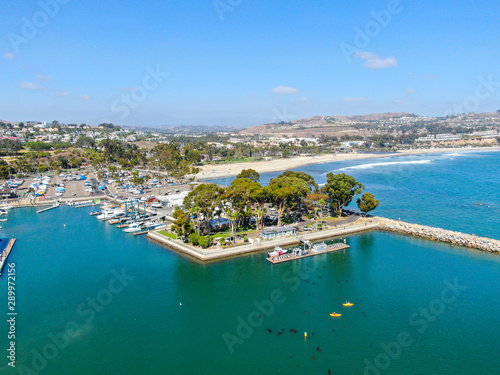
(198, 235), (212, 248)
(189, 232), (199, 246)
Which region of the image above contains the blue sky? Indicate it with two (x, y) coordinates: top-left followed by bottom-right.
(1, 0), (500, 127)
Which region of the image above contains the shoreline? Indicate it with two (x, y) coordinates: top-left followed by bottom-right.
(147, 216), (500, 263)
(195, 146), (500, 180)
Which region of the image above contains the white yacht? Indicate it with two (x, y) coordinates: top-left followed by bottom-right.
(123, 223), (143, 233)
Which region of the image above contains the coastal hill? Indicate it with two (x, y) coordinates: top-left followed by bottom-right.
(238, 112), (416, 137)
(239, 111), (500, 137)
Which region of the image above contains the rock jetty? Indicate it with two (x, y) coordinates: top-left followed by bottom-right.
(377, 217), (500, 254)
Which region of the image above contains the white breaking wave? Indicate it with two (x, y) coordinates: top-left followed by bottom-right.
(336, 160), (431, 172)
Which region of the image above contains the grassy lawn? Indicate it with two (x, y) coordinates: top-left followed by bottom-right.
(212, 228), (258, 239)
(319, 216), (346, 222)
(158, 230), (177, 239)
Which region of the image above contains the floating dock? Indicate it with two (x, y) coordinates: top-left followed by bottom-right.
(36, 202), (60, 213)
(0, 238), (17, 275)
(266, 243), (350, 264)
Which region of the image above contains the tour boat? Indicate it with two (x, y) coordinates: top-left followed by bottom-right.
(268, 246), (288, 258)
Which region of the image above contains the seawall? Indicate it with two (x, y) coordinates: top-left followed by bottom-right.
(377, 217), (500, 253)
(147, 220), (380, 262)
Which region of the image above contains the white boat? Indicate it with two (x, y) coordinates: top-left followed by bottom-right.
(96, 209), (115, 220)
(151, 202), (162, 208)
(268, 246), (287, 257)
(123, 223), (143, 233)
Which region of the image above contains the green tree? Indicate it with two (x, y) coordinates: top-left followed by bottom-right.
(305, 193), (329, 219)
(185, 149), (202, 164)
(75, 135), (96, 149)
(280, 171), (319, 192)
(198, 235), (212, 249)
(357, 192), (380, 217)
(0, 159), (14, 179)
(236, 168), (260, 182)
(268, 176), (311, 226)
(323, 173), (364, 217)
(183, 183), (224, 234)
(171, 207), (193, 237)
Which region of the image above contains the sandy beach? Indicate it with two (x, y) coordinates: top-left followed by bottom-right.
(196, 146), (500, 180)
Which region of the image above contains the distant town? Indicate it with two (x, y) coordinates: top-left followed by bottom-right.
(0, 111), (498, 179)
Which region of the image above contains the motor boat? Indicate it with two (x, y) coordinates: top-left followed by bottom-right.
(268, 246), (288, 258)
(123, 223), (143, 233)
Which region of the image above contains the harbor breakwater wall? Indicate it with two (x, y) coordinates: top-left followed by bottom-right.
(377, 217), (500, 254)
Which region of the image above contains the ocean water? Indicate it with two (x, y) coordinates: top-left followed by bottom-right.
(0, 203), (499, 374)
(207, 150), (500, 239)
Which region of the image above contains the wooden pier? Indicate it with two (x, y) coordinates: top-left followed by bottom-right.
(0, 238), (17, 276)
(266, 243), (350, 264)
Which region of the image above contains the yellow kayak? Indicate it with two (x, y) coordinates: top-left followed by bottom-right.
(343, 302), (354, 307)
(330, 313), (342, 317)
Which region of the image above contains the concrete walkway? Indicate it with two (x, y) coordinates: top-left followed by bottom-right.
(147, 220), (380, 261)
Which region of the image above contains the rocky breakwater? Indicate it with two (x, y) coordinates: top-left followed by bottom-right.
(377, 217), (500, 254)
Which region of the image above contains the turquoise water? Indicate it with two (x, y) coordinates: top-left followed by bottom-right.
(208, 150), (500, 239)
(1, 205), (500, 374)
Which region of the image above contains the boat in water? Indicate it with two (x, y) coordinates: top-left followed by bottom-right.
(343, 302), (354, 307)
(330, 312), (342, 317)
(123, 223), (143, 233)
(268, 246), (288, 258)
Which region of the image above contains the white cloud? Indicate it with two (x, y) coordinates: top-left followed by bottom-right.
(355, 52), (398, 69)
(19, 82), (46, 91)
(271, 86), (300, 95)
(77, 94), (92, 100)
(37, 75), (53, 81)
(394, 99), (404, 104)
(4, 53), (14, 60)
(56, 91), (70, 97)
(343, 97), (367, 102)
(405, 88), (416, 94)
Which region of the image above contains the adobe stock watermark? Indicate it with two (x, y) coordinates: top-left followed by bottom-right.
(213, 0), (244, 21)
(222, 260), (316, 354)
(272, 105), (296, 124)
(14, 268), (135, 375)
(7, 0), (71, 56)
(363, 278), (466, 375)
(445, 75), (500, 116)
(110, 65), (169, 121)
(340, 0), (403, 63)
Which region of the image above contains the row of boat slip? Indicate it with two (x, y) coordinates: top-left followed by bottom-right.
(266, 242), (350, 264)
(122, 220), (166, 233)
